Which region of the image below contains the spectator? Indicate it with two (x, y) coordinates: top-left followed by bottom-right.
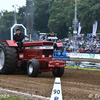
(84, 32), (87, 37)
(63, 34), (100, 54)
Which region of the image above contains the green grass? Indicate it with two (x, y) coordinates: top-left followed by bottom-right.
(66, 66), (100, 71)
(0, 96), (26, 100)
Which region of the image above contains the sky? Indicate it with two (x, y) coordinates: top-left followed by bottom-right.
(0, 0), (26, 12)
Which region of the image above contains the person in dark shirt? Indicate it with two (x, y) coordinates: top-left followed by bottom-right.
(84, 32), (87, 38)
(13, 29), (26, 49)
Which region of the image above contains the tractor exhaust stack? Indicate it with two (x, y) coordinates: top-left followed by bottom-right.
(29, 33), (31, 41)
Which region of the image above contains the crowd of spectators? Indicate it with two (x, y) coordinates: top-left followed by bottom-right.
(63, 34), (100, 54)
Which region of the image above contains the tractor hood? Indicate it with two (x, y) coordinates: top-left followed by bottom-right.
(0, 40), (54, 47)
(23, 41), (54, 47)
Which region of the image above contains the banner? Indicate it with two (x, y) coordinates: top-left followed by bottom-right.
(67, 53), (95, 59)
(78, 22), (82, 36)
(92, 21), (98, 36)
(67, 53), (100, 60)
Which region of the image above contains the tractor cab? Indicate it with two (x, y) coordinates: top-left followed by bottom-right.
(39, 33), (64, 52)
(39, 33), (58, 42)
(46, 33), (58, 42)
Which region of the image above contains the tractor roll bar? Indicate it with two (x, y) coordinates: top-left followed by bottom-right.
(11, 24), (27, 40)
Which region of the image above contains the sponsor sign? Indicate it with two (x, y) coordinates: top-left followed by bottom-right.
(94, 54), (100, 59)
(67, 53), (96, 59)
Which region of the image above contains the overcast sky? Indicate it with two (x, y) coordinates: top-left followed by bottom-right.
(0, 0), (26, 12)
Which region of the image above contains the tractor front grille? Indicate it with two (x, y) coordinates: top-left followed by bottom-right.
(43, 42), (53, 46)
(42, 50), (53, 57)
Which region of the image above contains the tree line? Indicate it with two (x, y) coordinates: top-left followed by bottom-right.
(0, 0), (100, 40)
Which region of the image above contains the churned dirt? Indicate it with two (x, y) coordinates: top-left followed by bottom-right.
(0, 68), (100, 100)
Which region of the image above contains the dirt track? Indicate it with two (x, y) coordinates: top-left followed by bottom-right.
(0, 68), (100, 100)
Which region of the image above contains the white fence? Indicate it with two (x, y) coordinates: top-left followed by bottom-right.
(67, 53), (100, 60)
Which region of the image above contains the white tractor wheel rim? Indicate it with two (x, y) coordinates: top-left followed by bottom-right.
(29, 63), (33, 74)
(0, 48), (5, 70)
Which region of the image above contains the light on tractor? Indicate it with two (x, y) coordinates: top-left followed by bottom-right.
(49, 55), (52, 57)
(51, 34), (54, 36)
(19, 53), (24, 59)
(42, 55), (45, 57)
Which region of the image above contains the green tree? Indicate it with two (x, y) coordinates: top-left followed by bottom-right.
(48, 0), (75, 38)
(34, 0), (53, 33)
(78, 0), (100, 33)
(0, 6), (27, 40)
(17, 6), (27, 27)
(48, 0), (100, 37)
(17, 6), (27, 33)
(0, 11), (14, 40)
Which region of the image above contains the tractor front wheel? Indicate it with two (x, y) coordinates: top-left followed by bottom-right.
(27, 58), (39, 77)
(52, 67), (64, 77)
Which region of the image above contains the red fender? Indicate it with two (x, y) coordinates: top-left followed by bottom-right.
(56, 43), (62, 47)
(0, 40), (18, 47)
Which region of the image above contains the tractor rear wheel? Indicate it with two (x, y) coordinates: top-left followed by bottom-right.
(0, 42), (18, 74)
(27, 58), (39, 77)
(52, 67), (64, 77)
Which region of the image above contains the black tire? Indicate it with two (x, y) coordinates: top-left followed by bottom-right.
(52, 67), (64, 77)
(0, 42), (18, 74)
(27, 58), (39, 77)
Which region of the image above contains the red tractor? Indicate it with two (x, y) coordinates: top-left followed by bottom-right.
(0, 24), (66, 77)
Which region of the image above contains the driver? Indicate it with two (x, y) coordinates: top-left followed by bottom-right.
(13, 29), (26, 49)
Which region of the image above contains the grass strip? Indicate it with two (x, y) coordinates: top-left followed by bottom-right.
(66, 66), (100, 71)
(0, 96), (26, 100)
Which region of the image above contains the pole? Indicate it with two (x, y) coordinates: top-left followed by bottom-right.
(13, 4), (18, 24)
(12, 4), (18, 34)
(73, 0), (78, 52)
(14, 7), (17, 24)
(74, 0), (77, 32)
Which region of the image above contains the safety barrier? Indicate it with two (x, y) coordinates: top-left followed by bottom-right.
(67, 53), (100, 60)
